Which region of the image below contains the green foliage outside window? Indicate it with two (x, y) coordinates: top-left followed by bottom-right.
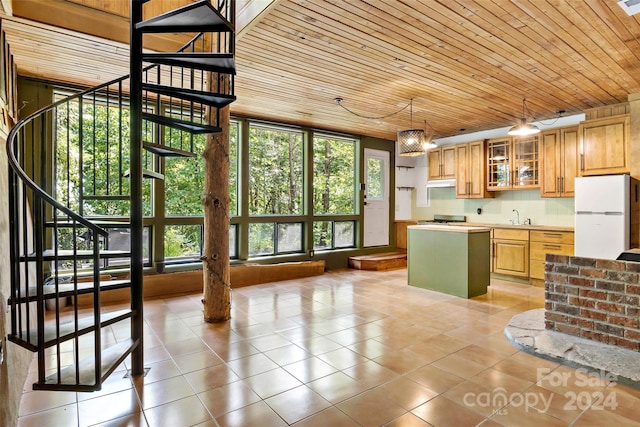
(366, 157), (384, 200)
(313, 136), (356, 215)
(54, 94), (358, 263)
(55, 97), (152, 217)
(248, 125), (303, 215)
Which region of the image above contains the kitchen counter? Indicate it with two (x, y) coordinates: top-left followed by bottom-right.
(409, 224), (490, 233)
(407, 225), (490, 298)
(456, 222), (574, 232)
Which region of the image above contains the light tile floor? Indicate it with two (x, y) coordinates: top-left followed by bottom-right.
(16, 269), (640, 426)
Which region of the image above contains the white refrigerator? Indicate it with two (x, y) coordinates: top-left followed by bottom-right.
(574, 174), (630, 260)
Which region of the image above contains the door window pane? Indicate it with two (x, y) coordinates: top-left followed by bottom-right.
(367, 158), (384, 200)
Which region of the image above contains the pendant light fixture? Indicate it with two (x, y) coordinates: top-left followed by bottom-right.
(508, 98), (540, 136)
(397, 99), (428, 156)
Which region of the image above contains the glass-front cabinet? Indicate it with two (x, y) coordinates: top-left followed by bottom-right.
(487, 135), (539, 190)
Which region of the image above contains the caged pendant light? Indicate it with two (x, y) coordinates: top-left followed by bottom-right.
(507, 98), (540, 136)
(397, 98), (430, 156)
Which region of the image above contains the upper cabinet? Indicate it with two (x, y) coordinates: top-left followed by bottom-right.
(578, 114), (630, 176)
(486, 135), (539, 190)
(540, 126), (578, 198)
(427, 145), (455, 180)
(455, 140), (493, 198)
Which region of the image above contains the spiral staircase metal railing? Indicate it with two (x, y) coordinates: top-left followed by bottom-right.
(5, 0), (235, 391)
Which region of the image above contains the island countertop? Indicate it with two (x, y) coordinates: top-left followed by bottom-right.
(408, 224), (491, 233)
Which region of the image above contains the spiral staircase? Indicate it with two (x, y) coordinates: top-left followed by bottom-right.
(5, 0), (235, 391)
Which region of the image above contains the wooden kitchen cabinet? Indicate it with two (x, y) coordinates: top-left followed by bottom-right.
(487, 135), (539, 190)
(578, 114), (630, 176)
(428, 145), (456, 180)
(540, 126), (578, 198)
(529, 230), (574, 283)
(492, 228), (529, 277)
(395, 220), (417, 250)
(455, 140), (493, 199)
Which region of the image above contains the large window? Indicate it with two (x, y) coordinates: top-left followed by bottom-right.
(248, 125), (303, 216)
(313, 135), (356, 215)
(312, 135), (357, 250)
(55, 95), (152, 217)
(51, 85), (364, 269)
(164, 110), (207, 217)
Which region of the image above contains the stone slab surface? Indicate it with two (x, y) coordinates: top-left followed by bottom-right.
(505, 308), (640, 386)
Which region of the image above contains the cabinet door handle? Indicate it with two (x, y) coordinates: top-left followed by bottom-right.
(557, 177), (560, 192)
(580, 153), (584, 171)
(543, 244), (562, 250)
(543, 232), (562, 237)
(561, 176), (564, 194)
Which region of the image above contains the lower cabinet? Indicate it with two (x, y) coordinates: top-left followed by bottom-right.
(529, 230), (574, 280)
(395, 220), (417, 250)
(492, 228), (530, 277)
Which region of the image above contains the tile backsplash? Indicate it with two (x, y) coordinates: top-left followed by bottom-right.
(411, 188), (575, 227)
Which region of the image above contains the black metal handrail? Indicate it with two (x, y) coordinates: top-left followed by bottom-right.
(7, 0), (237, 391)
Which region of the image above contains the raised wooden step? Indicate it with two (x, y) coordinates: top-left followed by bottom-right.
(348, 251), (407, 271)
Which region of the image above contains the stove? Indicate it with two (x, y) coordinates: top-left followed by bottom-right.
(418, 214), (467, 224)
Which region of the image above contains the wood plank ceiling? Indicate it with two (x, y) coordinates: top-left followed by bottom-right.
(2, 0), (640, 141)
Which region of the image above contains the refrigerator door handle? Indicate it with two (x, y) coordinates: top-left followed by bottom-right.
(604, 211), (624, 215)
(576, 211), (593, 215)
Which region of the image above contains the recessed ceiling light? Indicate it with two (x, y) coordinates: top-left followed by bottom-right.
(618, 0), (640, 16)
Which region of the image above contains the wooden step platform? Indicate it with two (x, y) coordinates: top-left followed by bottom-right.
(348, 251), (407, 271)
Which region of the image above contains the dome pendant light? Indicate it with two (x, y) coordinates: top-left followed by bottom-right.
(397, 99), (427, 156)
(508, 98), (540, 136)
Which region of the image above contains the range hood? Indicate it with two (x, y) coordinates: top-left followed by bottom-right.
(425, 179), (456, 188)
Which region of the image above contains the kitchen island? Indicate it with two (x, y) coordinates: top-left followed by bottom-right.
(408, 224), (490, 298)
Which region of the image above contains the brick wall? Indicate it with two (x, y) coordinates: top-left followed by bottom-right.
(545, 254), (640, 351)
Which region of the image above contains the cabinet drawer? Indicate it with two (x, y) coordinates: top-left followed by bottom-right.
(493, 228), (529, 240)
(530, 241), (574, 260)
(530, 230), (574, 244)
(530, 260), (546, 280)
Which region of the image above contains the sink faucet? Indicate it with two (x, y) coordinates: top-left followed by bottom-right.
(512, 209), (520, 225)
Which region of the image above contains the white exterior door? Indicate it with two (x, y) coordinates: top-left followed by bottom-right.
(363, 148), (389, 247)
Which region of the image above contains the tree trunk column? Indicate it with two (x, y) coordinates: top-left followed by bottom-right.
(202, 103), (231, 322)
